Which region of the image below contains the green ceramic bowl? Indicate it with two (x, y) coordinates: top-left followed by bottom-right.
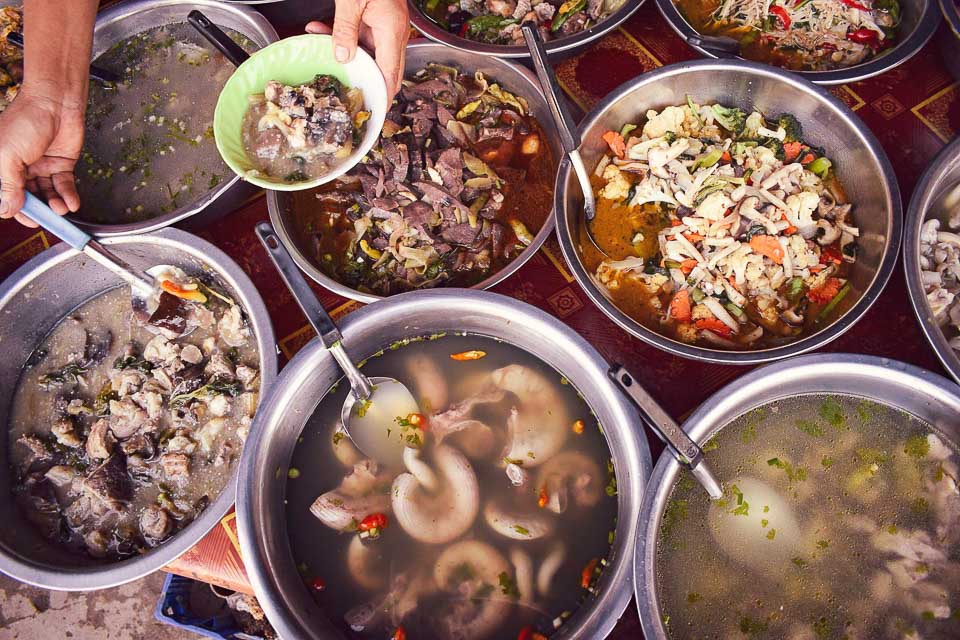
(213, 34), (387, 191)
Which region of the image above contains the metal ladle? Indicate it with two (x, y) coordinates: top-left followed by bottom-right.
(521, 22), (610, 259)
(17, 191), (155, 299)
(609, 364), (723, 498)
(255, 222), (417, 468)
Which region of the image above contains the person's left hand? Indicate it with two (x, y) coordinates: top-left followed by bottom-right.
(306, 0), (410, 100)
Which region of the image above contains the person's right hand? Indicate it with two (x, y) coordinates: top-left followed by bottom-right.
(0, 90), (84, 228)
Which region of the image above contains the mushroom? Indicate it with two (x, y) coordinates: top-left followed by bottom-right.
(405, 351), (448, 413)
(536, 542), (566, 597)
(492, 365), (569, 469)
(434, 540), (513, 640)
(311, 460), (392, 531)
(483, 498), (554, 541)
(347, 536), (387, 591)
(392, 445), (479, 545)
(534, 451), (603, 515)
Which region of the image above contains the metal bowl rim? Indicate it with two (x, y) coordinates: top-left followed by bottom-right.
(903, 135), (960, 384)
(0, 227), (278, 590)
(407, 0), (647, 58)
(632, 352), (960, 638)
(236, 288), (652, 639)
(553, 58), (903, 365)
(654, 0), (941, 85)
(72, 0), (278, 238)
(268, 40), (559, 304)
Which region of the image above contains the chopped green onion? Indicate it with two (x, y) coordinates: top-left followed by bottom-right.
(808, 156), (832, 178)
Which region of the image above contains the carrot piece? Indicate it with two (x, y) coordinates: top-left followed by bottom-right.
(783, 141), (802, 163)
(820, 245), (843, 265)
(721, 151), (732, 163)
(160, 280), (207, 303)
(601, 130), (626, 158)
(669, 290), (692, 323)
(450, 350), (486, 361)
(800, 152), (816, 165)
(807, 277), (842, 304)
(695, 317), (732, 338)
(749, 235), (785, 264)
(682, 232), (704, 243)
(680, 258), (698, 274)
(670, 219), (683, 227)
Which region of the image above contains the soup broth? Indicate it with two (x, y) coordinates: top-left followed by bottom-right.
(285, 334), (618, 639)
(656, 395), (960, 639)
(75, 22), (255, 224)
(8, 279), (260, 561)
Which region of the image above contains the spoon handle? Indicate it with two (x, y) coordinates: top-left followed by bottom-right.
(255, 222), (373, 399)
(19, 192), (153, 295)
(609, 364), (723, 498)
(188, 10), (250, 67)
(521, 22), (579, 154)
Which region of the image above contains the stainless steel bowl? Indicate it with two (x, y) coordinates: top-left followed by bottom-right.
(73, 0), (278, 237)
(554, 59), (902, 365)
(268, 41), (563, 304)
(236, 289), (652, 639)
(634, 353), (960, 638)
(409, 0), (646, 58)
(939, 0), (960, 80)
(655, 0), (940, 84)
(0, 228), (278, 590)
(904, 136), (960, 384)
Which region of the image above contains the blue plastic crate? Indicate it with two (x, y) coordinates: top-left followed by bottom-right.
(154, 573), (250, 639)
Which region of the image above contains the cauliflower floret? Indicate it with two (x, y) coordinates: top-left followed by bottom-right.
(649, 139), (690, 178)
(691, 303), (713, 321)
(785, 191), (820, 237)
(642, 106), (686, 138)
(630, 179), (678, 208)
(695, 191), (733, 221)
(743, 111), (764, 137)
(675, 322), (699, 342)
(599, 164), (632, 201)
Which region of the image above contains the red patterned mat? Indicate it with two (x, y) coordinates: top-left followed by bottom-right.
(2, 2), (959, 636)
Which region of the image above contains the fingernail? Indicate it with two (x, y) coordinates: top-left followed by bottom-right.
(335, 45), (349, 63)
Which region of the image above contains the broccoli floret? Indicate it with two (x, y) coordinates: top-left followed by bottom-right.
(776, 113), (803, 143)
(761, 137), (785, 161)
(711, 104), (747, 135)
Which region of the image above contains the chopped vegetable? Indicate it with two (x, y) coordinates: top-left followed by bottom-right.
(695, 318), (732, 337)
(580, 557), (599, 589)
(602, 130), (626, 158)
(669, 290), (692, 323)
(749, 235), (785, 264)
(160, 279), (207, 303)
(572, 419), (585, 434)
(450, 350), (486, 361)
(711, 104), (747, 135)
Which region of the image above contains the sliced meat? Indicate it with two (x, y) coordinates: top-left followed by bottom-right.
(86, 419), (115, 460)
(159, 453), (191, 483)
(82, 455), (132, 514)
(108, 399), (150, 439)
(139, 504), (173, 544)
(204, 353), (235, 379)
(51, 418), (82, 448)
(120, 433), (156, 459)
(441, 223), (481, 246)
(435, 148), (464, 196)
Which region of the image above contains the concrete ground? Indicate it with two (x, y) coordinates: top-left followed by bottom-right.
(0, 570), (191, 640)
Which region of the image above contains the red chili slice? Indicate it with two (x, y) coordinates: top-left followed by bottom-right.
(769, 5), (792, 29)
(358, 513), (388, 532)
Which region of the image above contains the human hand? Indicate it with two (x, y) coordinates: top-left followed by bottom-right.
(306, 0), (410, 99)
(0, 90), (84, 228)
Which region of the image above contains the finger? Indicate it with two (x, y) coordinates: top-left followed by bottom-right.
(305, 21), (333, 35)
(13, 212), (38, 229)
(52, 171), (80, 213)
(35, 175), (68, 215)
(373, 20), (408, 99)
(332, 0), (363, 63)
(0, 152), (27, 220)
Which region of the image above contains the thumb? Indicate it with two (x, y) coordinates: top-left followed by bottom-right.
(332, 0), (364, 63)
(0, 152), (27, 221)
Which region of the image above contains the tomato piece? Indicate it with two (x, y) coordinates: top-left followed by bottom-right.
(695, 318), (733, 338)
(807, 277), (842, 304)
(820, 245), (843, 265)
(669, 290), (692, 323)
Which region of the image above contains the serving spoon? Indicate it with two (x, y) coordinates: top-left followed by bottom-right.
(609, 364), (723, 498)
(521, 22), (610, 259)
(255, 222), (418, 468)
(17, 191), (155, 299)
(187, 10), (250, 66)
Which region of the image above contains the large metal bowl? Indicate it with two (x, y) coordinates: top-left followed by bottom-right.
(904, 136), (960, 384)
(409, 0), (646, 58)
(0, 228), (278, 590)
(554, 59), (902, 365)
(72, 0), (278, 237)
(634, 353), (960, 638)
(268, 41), (563, 303)
(236, 289), (653, 639)
(656, 0), (940, 84)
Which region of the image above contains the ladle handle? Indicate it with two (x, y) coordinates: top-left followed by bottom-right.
(521, 22), (579, 154)
(18, 192), (154, 294)
(255, 222), (373, 400)
(188, 10), (250, 67)
(608, 364), (704, 467)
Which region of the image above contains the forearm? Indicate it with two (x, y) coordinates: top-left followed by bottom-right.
(21, 0), (98, 108)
